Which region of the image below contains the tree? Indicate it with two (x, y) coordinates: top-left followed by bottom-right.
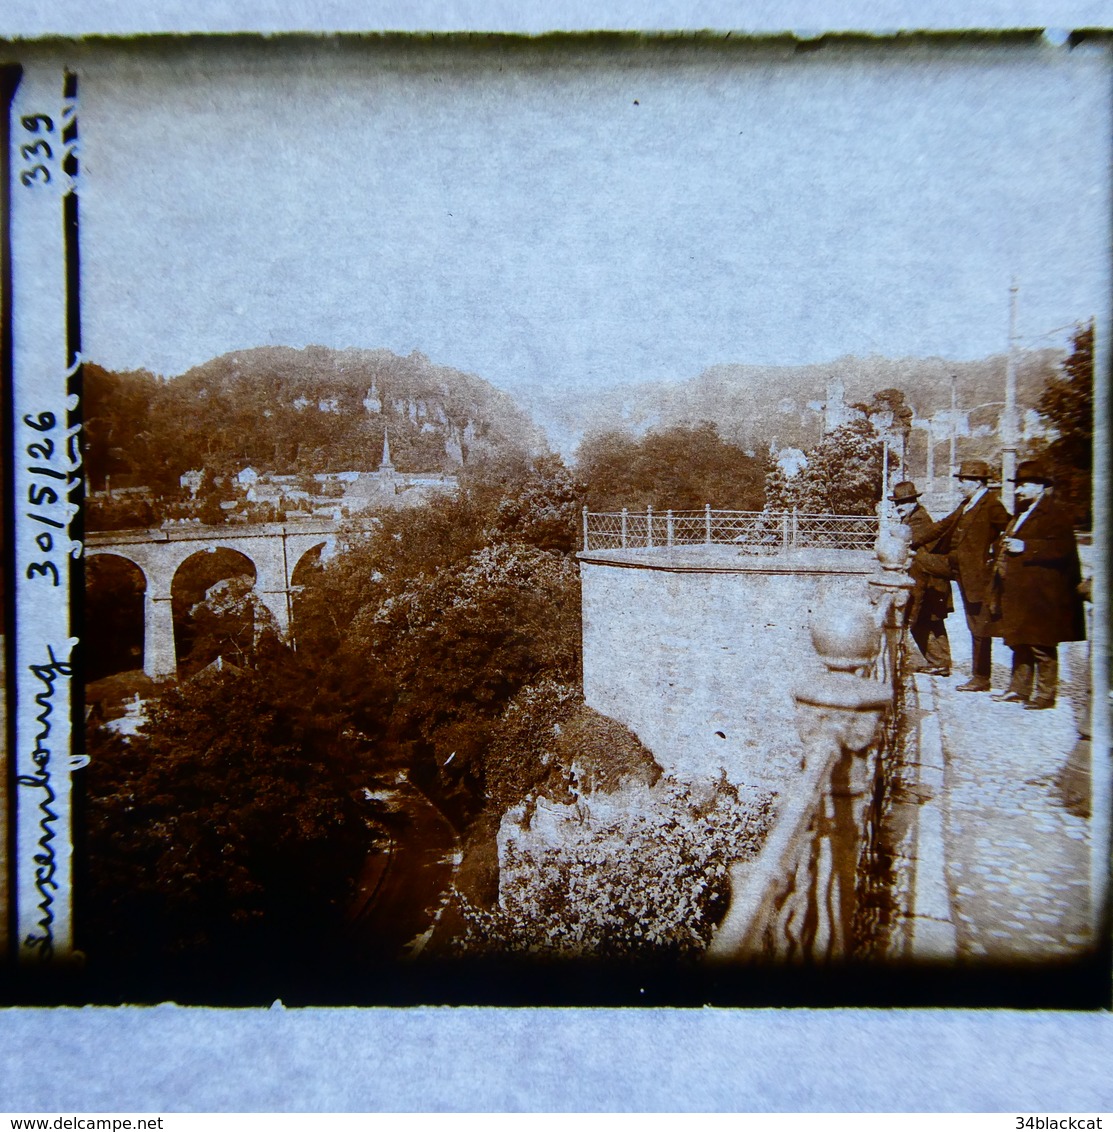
(482, 677), (660, 820)
(487, 453), (582, 553)
(187, 576), (282, 672)
(765, 417), (887, 515)
(84, 647), (393, 998)
(288, 452), (585, 824)
(170, 549), (257, 676)
(1036, 321), (1094, 525)
(452, 775), (773, 961)
(867, 388), (914, 461)
(334, 539), (581, 817)
(85, 493), (157, 532)
(576, 422), (765, 512)
(81, 345), (543, 527)
(82, 363), (163, 494)
(197, 468), (229, 525)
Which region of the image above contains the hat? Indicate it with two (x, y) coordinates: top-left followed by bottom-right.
(954, 458), (993, 481)
(1010, 458), (1054, 485)
(887, 480), (922, 504)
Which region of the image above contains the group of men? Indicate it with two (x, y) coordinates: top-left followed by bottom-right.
(891, 457), (1086, 711)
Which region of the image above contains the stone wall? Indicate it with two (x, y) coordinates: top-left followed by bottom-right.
(578, 544), (879, 791)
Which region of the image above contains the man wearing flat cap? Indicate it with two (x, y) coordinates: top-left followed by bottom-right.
(991, 459), (1085, 710)
(920, 458), (1011, 691)
(890, 480), (952, 675)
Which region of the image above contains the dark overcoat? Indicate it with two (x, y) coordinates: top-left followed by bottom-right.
(905, 504), (954, 616)
(922, 490), (1010, 603)
(995, 493), (1086, 647)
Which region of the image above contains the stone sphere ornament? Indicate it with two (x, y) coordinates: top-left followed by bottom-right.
(810, 600), (882, 672)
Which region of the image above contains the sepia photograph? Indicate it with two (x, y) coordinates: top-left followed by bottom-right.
(2, 31), (1109, 1013)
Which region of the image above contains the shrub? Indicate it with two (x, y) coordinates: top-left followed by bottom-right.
(450, 774), (773, 961)
(484, 679), (660, 818)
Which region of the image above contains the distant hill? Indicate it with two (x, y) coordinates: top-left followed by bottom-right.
(516, 350), (1065, 458)
(84, 346), (546, 493)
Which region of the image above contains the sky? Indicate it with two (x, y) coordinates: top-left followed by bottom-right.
(75, 36), (1111, 395)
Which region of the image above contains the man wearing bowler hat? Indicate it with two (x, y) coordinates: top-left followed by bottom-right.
(991, 458), (1085, 709)
(890, 479), (952, 676)
(921, 458), (1011, 691)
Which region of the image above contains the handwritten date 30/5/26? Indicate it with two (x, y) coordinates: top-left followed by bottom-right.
(24, 410), (77, 587)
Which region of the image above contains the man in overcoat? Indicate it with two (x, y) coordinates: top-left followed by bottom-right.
(991, 459), (1085, 710)
(890, 480), (952, 675)
(920, 458), (1010, 691)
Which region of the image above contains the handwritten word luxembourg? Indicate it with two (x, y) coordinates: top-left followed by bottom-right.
(18, 645), (73, 960)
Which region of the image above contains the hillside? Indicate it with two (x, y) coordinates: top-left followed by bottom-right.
(84, 345), (546, 494)
(516, 349), (1064, 458)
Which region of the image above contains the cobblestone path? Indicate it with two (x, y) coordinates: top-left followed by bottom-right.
(929, 635), (1092, 961)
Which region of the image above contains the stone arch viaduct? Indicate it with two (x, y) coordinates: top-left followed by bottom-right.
(86, 519), (372, 678)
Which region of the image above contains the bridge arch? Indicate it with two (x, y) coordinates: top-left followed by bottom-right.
(292, 540), (329, 583)
(86, 545), (148, 581)
(171, 547), (258, 677)
(289, 541), (329, 645)
(85, 552), (148, 681)
(85, 521), (376, 679)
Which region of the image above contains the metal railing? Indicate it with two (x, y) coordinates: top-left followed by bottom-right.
(581, 506), (879, 553)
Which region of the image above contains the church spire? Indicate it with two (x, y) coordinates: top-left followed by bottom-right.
(377, 429), (398, 496)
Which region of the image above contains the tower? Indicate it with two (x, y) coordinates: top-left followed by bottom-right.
(378, 430), (397, 495)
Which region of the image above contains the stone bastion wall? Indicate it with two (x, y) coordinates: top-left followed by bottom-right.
(578, 544), (880, 792)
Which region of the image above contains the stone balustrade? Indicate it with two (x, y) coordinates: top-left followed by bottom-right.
(706, 516), (915, 962)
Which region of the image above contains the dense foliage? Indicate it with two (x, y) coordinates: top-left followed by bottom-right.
(529, 350), (1064, 461)
(1035, 321), (1094, 526)
(78, 331), (1096, 1002)
(291, 454), (584, 819)
(84, 647), (394, 994)
(83, 448), (590, 998)
(482, 678), (660, 820)
(575, 421), (765, 512)
(451, 776), (773, 961)
(764, 417), (889, 515)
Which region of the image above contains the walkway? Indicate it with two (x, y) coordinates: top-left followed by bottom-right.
(896, 631), (1095, 962)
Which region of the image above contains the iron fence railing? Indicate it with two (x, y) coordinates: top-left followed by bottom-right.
(581, 506), (879, 553)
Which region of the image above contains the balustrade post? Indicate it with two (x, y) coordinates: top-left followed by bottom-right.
(707, 597), (892, 964)
(780, 511), (789, 552)
(870, 517), (916, 688)
(620, 507), (628, 549)
(582, 505), (589, 552)
(705, 503), (712, 545)
(791, 507), (799, 550)
(646, 505), (654, 548)
(792, 603), (893, 960)
(666, 509), (674, 548)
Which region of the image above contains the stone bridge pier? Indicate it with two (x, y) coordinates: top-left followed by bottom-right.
(139, 552), (292, 680)
(86, 521), (353, 679)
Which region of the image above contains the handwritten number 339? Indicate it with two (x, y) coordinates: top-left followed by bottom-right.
(19, 113), (54, 186)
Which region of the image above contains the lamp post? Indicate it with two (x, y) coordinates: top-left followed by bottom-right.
(1001, 280), (1020, 513)
(924, 422), (935, 488)
(949, 374), (958, 508)
(881, 435), (890, 504)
